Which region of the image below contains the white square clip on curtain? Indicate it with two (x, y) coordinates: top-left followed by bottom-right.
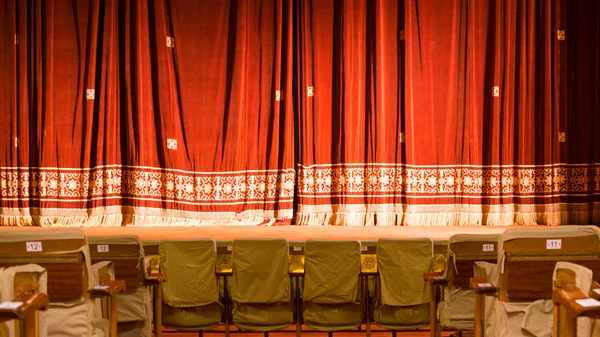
(86, 89), (95, 100)
(167, 139), (178, 150)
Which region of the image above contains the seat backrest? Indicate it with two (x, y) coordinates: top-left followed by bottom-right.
(0, 229), (91, 303)
(159, 239), (218, 307)
(88, 235), (144, 290)
(304, 240), (361, 304)
(433, 240), (449, 273)
(553, 262), (593, 294)
(231, 238), (290, 303)
(0, 264), (48, 337)
(553, 262), (595, 337)
(446, 234), (499, 289)
(498, 226), (600, 302)
(141, 240), (160, 275)
(378, 238), (433, 306)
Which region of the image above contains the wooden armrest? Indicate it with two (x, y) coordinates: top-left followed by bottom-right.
(144, 273), (166, 285)
(590, 281), (600, 300)
(470, 277), (497, 295)
(89, 280), (126, 298)
(554, 286), (600, 318)
(0, 293), (49, 320)
(424, 272), (449, 286)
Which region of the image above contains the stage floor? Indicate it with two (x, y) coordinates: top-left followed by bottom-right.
(84, 225), (539, 242)
(2, 225), (541, 242)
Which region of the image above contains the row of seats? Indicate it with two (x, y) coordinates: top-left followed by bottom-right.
(462, 226), (600, 337)
(0, 229), (133, 337)
(155, 238), (435, 334)
(2, 226), (600, 337)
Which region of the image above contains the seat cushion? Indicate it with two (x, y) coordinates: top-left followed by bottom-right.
(487, 299), (552, 337)
(117, 287), (151, 323)
(374, 302), (429, 330)
(438, 288), (475, 330)
(303, 302), (362, 331)
(116, 287), (153, 337)
(162, 302), (221, 330)
(232, 302), (293, 331)
(48, 301), (95, 337)
(93, 319), (109, 337)
(117, 320), (151, 337)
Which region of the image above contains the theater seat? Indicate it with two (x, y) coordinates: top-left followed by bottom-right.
(159, 240), (222, 332)
(0, 264), (48, 337)
(231, 238), (293, 332)
(0, 228), (123, 337)
(88, 235), (155, 337)
(426, 234), (499, 336)
(471, 226), (600, 337)
(303, 240), (363, 332)
(374, 238), (432, 331)
(552, 261), (596, 337)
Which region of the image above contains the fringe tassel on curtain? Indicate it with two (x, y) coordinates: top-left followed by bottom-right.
(0, 214), (278, 227)
(296, 209), (600, 226)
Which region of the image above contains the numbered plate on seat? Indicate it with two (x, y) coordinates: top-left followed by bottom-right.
(97, 245), (110, 253)
(25, 242), (42, 252)
(546, 239), (562, 250)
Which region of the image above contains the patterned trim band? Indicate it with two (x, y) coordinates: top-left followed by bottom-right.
(1, 166), (296, 203)
(297, 164), (600, 197)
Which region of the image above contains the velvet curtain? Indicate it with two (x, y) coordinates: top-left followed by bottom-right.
(565, 0), (600, 223)
(0, 0), (295, 226)
(296, 0), (599, 226)
(296, 0), (406, 225)
(1, 0), (598, 226)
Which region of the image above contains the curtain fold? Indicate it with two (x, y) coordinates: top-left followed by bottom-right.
(296, 0), (405, 226)
(0, 0), (295, 226)
(296, 0), (599, 226)
(1, 0), (598, 226)
(564, 0), (600, 224)
(402, 0), (598, 225)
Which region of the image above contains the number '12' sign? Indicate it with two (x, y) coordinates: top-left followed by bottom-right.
(25, 242), (43, 252)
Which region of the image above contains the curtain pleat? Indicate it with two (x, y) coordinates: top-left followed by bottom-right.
(565, 0), (600, 223)
(0, 0), (598, 226)
(297, 0), (598, 226)
(0, 0), (295, 226)
(296, 0), (406, 226)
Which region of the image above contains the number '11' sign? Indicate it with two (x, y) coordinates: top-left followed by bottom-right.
(546, 239), (562, 250)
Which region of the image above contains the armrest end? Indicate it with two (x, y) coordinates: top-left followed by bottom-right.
(0, 293), (49, 320)
(554, 286), (600, 318)
(144, 273), (166, 285)
(424, 272), (448, 285)
(470, 277), (496, 295)
(90, 280), (126, 298)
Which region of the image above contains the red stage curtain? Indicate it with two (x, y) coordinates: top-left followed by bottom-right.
(1, 0), (598, 226)
(0, 0), (295, 226)
(566, 0), (600, 224)
(297, 0), (599, 226)
(296, 0), (406, 225)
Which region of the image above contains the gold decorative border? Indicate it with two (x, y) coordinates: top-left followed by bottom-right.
(0, 166), (295, 203)
(295, 202), (600, 226)
(298, 164), (600, 197)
